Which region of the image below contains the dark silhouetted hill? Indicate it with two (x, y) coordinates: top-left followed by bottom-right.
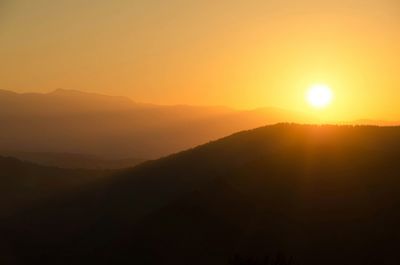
(2, 124), (400, 265)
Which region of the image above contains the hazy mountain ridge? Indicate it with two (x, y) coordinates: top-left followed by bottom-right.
(0, 89), (136, 117)
(0, 151), (146, 169)
(2, 124), (400, 265)
(0, 89), (311, 159)
(0, 155), (112, 218)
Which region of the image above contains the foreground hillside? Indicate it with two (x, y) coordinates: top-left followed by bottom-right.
(2, 124), (400, 265)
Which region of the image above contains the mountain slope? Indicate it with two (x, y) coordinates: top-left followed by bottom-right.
(2, 124), (400, 265)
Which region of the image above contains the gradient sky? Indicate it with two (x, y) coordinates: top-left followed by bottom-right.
(1, 0), (399, 121)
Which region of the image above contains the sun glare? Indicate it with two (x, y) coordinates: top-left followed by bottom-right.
(306, 84), (333, 109)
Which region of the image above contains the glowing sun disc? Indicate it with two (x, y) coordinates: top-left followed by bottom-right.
(307, 84), (333, 108)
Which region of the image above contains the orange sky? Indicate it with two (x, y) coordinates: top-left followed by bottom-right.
(0, 0), (399, 121)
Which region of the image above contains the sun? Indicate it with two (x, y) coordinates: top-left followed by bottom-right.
(306, 84), (333, 109)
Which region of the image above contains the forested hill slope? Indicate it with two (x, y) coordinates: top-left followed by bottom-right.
(3, 124), (400, 265)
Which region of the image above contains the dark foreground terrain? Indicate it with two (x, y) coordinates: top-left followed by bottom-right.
(0, 156), (111, 218)
(1, 124), (400, 265)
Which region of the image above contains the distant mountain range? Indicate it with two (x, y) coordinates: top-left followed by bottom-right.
(0, 89), (313, 161)
(2, 124), (400, 265)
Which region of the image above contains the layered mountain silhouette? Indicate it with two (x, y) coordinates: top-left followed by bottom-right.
(0, 89), (312, 160)
(2, 124), (400, 265)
